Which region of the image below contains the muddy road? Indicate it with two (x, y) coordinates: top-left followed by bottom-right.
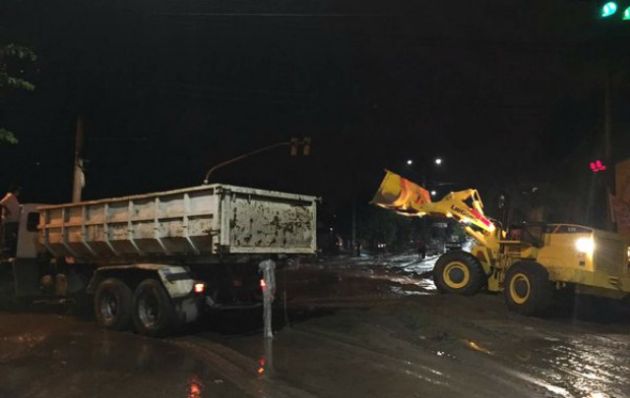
(1, 255), (629, 398)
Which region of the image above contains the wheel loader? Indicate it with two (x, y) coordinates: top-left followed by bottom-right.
(372, 170), (630, 315)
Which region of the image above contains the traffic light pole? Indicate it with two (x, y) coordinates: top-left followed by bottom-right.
(202, 138), (310, 184)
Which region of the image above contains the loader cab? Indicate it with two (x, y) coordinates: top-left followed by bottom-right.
(1, 204), (43, 260)
(506, 222), (546, 248)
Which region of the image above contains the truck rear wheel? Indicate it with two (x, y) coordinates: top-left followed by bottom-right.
(504, 262), (553, 316)
(433, 251), (486, 295)
(94, 278), (133, 330)
(132, 279), (176, 337)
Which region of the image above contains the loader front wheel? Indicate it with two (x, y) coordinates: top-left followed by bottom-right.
(433, 251), (486, 295)
(504, 262), (553, 316)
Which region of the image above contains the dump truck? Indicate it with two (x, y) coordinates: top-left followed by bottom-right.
(0, 184), (317, 336)
(372, 170), (630, 314)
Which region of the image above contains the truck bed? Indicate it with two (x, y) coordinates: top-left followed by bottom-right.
(37, 184), (317, 262)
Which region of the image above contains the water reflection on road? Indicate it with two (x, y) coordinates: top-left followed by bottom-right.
(1, 257), (630, 398)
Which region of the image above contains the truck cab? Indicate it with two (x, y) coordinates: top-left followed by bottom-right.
(0, 204), (46, 296)
(0, 203), (42, 259)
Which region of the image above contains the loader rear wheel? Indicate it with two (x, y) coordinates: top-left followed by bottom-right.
(132, 279), (176, 337)
(504, 262), (553, 316)
(94, 278), (133, 330)
(433, 251), (486, 295)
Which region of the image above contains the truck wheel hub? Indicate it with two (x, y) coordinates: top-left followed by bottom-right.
(138, 294), (160, 328)
(100, 293), (118, 322)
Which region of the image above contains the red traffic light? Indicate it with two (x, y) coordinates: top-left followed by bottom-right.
(589, 160), (607, 173)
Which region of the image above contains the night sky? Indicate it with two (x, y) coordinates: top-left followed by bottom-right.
(1, 0), (630, 223)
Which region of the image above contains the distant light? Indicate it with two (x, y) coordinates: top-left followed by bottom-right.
(624, 6), (630, 19)
(430, 190), (437, 196)
(406, 159), (413, 166)
(601, 2), (618, 18)
(260, 278), (267, 290)
(434, 157), (443, 166)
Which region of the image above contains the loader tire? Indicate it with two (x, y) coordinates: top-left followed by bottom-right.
(433, 251), (486, 295)
(504, 262), (553, 316)
(94, 278), (133, 330)
(132, 279), (176, 337)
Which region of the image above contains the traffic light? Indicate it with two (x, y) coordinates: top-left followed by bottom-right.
(589, 160), (608, 173)
(597, 1), (630, 20)
(302, 137), (311, 156)
(601, 1), (618, 18)
(290, 137), (299, 156)
(289, 137), (311, 156)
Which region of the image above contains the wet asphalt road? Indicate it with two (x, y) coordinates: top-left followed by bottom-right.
(1, 256), (630, 398)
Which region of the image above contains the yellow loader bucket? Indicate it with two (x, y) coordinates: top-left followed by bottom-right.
(371, 170), (432, 214)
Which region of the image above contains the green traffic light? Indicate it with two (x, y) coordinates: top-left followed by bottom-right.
(623, 6), (630, 20)
(601, 1), (618, 18)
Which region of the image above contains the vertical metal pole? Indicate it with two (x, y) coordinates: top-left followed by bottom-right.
(263, 334), (274, 378)
(72, 116), (84, 203)
(604, 67), (614, 231)
(259, 259), (276, 339)
(351, 197), (357, 256)
(604, 69), (611, 162)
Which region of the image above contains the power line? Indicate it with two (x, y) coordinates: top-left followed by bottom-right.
(157, 12), (405, 18)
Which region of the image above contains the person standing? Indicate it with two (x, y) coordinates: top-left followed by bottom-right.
(0, 186), (21, 254)
(1, 186), (21, 223)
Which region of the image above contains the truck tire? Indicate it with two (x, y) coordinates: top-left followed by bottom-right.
(433, 251), (486, 295)
(132, 279), (176, 337)
(94, 278), (133, 330)
(504, 262), (553, 316)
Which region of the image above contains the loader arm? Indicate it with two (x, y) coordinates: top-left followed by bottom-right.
(371, 170), (500, 250)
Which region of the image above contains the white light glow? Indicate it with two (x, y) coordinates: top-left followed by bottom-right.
(575, 237), (594, 254)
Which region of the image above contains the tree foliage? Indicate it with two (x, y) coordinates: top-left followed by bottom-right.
(0, 43), (37, 144)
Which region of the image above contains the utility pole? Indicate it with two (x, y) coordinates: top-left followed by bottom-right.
(72, 116), (85, 203)
(604, 66), (615, 231)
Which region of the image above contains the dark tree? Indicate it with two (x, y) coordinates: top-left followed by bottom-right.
(0, 43), (36, 144)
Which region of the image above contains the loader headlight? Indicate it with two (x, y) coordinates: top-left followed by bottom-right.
(575, 237), (594, 254)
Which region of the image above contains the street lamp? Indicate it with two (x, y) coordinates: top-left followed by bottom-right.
(406, 159), (413, 166)
(434, 157), (443, 166)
